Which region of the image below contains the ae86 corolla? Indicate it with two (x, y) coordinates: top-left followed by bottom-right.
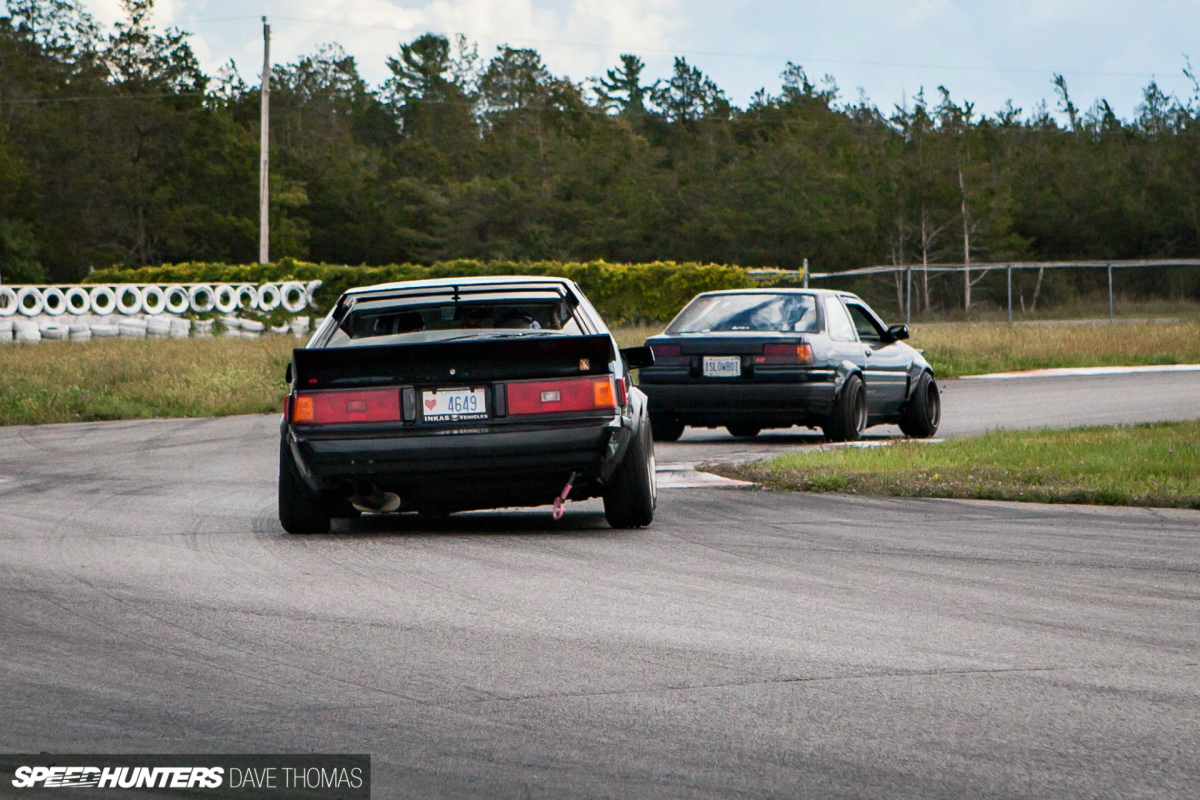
(639, 289), (941, 442)
(278, 277), (657, 534)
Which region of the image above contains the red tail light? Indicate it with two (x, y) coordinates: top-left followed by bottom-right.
(508, 376), (619, 416)
(651, 344), (681, 357)
(291, 389), (400, 425)
(756, 344), (814, 364)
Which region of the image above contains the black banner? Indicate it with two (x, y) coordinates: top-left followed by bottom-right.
(0, 755), (369, 799)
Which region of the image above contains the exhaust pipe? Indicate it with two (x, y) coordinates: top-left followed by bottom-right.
(348, 481), (401, 513)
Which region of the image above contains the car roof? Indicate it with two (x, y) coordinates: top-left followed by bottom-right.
(694, 288), (860, 300)
(344, 275), (575, 296)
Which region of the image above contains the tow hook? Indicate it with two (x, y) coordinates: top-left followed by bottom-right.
(552, 471), (578, 521)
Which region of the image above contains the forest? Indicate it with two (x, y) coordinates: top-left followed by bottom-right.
(3, 0), (1200, 312)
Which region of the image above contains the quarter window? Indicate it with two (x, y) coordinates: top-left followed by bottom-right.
(823, 297), (857, 342)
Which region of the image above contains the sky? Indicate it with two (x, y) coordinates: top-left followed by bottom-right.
(39, 0), (1200, 119)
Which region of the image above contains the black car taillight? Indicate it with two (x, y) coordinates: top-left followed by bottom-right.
(291, 388), (401, 425)
(507, 376), (619, 416)
(756, 344), (814, 365)
(650, 343), (686, 365)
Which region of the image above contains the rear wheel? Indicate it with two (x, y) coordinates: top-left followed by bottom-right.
(604, 420), (657, 528)
(822, 374), (867, 443)
(650, 414), (684, 442)
(725, 424), (761, 438)
(899, 371), (941, 438)
(278, 438), (331, 534)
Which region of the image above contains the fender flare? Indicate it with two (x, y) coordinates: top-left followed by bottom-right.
(831, 360), (864, 404)
(903, 365), (935, 405)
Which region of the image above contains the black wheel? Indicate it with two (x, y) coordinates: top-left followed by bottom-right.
(604, 419), (657, 529)
(725, 424), (761, 438)
(899, 371), (941, 438)
(822, 374), (867, 443)
(278, 438), (331, 534)
(650, 414), (684, 442)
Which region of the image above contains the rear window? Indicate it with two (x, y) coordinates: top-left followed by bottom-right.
(667, 293), (819, 334)
(326, 292), (583, 347)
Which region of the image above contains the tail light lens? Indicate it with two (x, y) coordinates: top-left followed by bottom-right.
(650, 343), (686, 365)
(756, 344), (814, 364)
(509, 376), (619, 416)
(290, 389), (400, 425)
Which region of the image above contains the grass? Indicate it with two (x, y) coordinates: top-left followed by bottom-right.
(716, 422), (1200, 510)
(0, 336), (297, 425)
(907, 320), (1200, 377)
(1, 319), (1199, 426)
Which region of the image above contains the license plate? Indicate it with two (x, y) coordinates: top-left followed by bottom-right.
(421, 388), (488, 422)
(703, 356), (741, 378)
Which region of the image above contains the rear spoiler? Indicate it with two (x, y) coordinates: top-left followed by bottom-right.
(291, 334), (616, 389)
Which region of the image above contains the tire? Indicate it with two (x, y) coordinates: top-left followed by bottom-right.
(899, 371), (941, 438)
(823, 374), (867, 442)
(278, 438), (331, 534)
(650, 414), (684, 442)
(604, 420), (657, 528)
(725, 424), (761, 438)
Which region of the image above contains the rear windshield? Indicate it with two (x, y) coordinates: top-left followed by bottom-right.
(667, 293), (820, 334)
(326, 291), (583, 347)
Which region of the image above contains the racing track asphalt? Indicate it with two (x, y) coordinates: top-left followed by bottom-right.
(0, 372), (1197, 798)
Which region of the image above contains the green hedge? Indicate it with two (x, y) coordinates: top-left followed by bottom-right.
(86, 259), (754, 324)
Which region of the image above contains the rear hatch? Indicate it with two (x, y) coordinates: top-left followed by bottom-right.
(644, 333), (814, 381)
(287, 334), (623, 430)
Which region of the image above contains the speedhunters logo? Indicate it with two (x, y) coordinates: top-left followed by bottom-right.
(12, 766), (224, 789)
(2, 755), (369, 797)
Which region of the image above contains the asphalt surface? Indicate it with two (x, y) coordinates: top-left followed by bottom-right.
(0, 373), (1197, 798)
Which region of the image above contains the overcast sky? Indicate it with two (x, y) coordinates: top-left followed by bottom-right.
(51, 0), (1200, 119)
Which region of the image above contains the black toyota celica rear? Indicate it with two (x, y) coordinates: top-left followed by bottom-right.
(639, 288), (941, 443)
(278, 277), (657, 534)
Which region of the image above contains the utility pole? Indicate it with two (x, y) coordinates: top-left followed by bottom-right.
(258, 16), (271, 264)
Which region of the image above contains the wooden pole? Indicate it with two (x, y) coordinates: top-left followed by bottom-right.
(1007, 265), (1012, 323)
(259, 17), (271, 265)
(1107, 264), (1114, 322)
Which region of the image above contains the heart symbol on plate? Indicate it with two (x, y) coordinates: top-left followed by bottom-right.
(424, 398), (438, 410)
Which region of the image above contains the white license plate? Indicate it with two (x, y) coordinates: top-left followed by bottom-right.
(703, 356), (742, 377)
(422, 388), (488, 422)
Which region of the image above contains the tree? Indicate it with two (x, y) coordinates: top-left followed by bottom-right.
(650, 57), (729, 123)
(597, 54), (654, 116)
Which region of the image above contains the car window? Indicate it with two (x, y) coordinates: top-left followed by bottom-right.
(823, 297), (857, 342)
(326, 294), (580, 347)
(845, 303), (885, 343)
(666, 293), (820, 334)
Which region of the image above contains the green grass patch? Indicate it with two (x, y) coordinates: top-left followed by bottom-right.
(718, 422), (1200, 509)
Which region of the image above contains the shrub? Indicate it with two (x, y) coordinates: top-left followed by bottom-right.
(85, 259), (754, 324)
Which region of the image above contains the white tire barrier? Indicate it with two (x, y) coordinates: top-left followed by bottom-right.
(241, 319), (265, 333)
(40, 322), (69, 340)
(164, 284), (190, 314)
(65, 287), (91, 315)
(68, 323), (91, 342)
(147, 318), (172, 337)
(118, 319), (147, 338)
(0, 318), (13, 342)
(141, 285), (167, 315)
(115, 285), (143, 315)
(169, 318), (191, 338)
(290, 316), (311, 335)
(281, 281), (307, 314)
(305, 280), (322, 308)
(15, 327), (41, 343)
(91, 324), (119, 338)
(189, 284), (215, 312)
(90, 286), (117, 315)
(236, 284), (259, 311)
(42, 287), (67, 316)
(269, 323), (290, 335)
(16, 286), (44, 316)
(213, 284), (238, 314)
(0, 286), (17, 316)
(193, 319), (213, 337)
(257, 283), (281, 311)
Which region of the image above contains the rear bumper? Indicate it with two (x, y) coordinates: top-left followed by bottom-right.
(639, 372), (836, 424)
(286, 415), (631, 507)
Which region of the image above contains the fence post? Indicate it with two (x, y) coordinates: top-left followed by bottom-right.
(905, 265), (912, 324)
(803, 258), (809, 289)
(1107, 264), (1114, 322)
(1006, 265), (1012, 324)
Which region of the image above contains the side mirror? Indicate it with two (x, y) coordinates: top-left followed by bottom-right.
(620, 345), (655, 370)
(284, 363), (293, 385)
(886, 324), (910, 342)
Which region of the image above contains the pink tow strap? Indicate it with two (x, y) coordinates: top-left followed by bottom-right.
(552, 471), (578, 520)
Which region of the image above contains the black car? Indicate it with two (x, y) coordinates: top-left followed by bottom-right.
(639, 289), (940, 442)
(278, 276), (657, 534)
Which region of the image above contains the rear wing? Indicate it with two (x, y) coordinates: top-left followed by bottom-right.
(291, 334), (616, 389)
